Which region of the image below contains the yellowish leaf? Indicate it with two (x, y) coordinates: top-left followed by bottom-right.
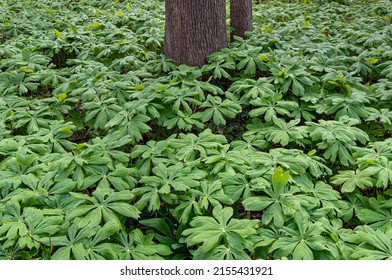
(367, 57), (378, 65)
(54, 29), (64, 39)
(56, 93), (67, 102)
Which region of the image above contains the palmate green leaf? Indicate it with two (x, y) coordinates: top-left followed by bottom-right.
(0, 136), (48, 159)
(315, 217), (354, 260)
(113, 229), (172, 260)
(48, 221), (100, 260)
(163, 110), (204, 131)
(263, 117), (308, 147)
(82, 165), (137, 191)
(262, 203), (286, 228)
(249, 94), (298, 122)
(82, 221), (120, 260)
(242, 196), (275, 212)
(171, 196), (202, 224)
(105, 110), (151, 142)
(293, 175), (341, 213)
(65, 205), (96, 221)
(82, 96), (122, 130)
(14, 149), (37, 167)
(140, 162), (200, 193)
(132, 185), (164, 212)
(51, 244), (85, 260)
(192, 180), (234, 211)
(307, 116), (369, 166)
(0, 200), (63, 251)
(227, 78), (275, 105)
(92, 221), (120, 244)
(269, 211), (327, 260)
(237, 55), (257, 77)
(67, 188), (140, 228)
(220, 172), (268, 202)
(162, 87), (202, 114)
(210, 61), (235, 79)
(21, 173), (39, 190)
(231, 134), (268, 153)
(269, 237), (298, 258)
(84, 135), (132, 164)
(23, 207), (63, 237)
(325, 142), (353, 166)
(35, 121), (76, 153)
(45, 178), (77, 195)
(0, 202), (28, 248)
(252, 225), (282, 258)
(168, 129), (227, 162)
(362, 158), (392, 189)
(131, 139), (170, 163)
(248, 148), (309, 177)
(183, 205), (258, 255)
(243, 166), (307, 227)
(204, 144), (248, 175)
(12, 100), (56, 135)
(352, 140), (392, 164)
(0, 71), (39, 96)
(131, 139), (173, 177)
(42, 151), (108, 189)
(267, 62), (318, 96)
(367, 108), (392, 126)
(322, 91), (372, 121)
(357, 209), (391, 227)
(330, 170), (373, 193)
(352, 226), (392, 260)
(200, 95), (242, 126)
(292, 241), (314, 260)
(221, 174), (252, 202)
(356, 198), (392, 231)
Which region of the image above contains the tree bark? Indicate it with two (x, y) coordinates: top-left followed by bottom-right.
(230, 0), (252, 40)
(163, 0), (228, 67)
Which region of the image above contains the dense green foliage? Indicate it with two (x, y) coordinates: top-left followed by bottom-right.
(0, 0), (392, 260)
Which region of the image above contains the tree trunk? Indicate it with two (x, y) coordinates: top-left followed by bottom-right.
(163, 0), (228, 67)
(230, 0), (252, 40)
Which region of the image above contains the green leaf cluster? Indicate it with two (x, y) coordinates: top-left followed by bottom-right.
(1, 0), (392, 260)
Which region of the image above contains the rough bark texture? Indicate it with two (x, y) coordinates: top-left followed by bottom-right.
(164, 0), (228, 67)
(230, 0), (252, 39)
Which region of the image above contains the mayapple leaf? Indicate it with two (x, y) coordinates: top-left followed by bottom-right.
(367, 57), (378, 65)
(117, 10), (124, 18)
(54, 29), (64, 39)
(242, 196), (274, 211)
(272, 167), (290, 195)
(139, 218), (174, 238)
(352, 226), (392, 260)
(107, 202), (140, 219)
(183, 205), (258, 254)
(92, 221), (119, 244)
(69, 24), (78, 35)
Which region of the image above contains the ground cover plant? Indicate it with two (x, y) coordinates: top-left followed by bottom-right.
(0, 0), (392, 260)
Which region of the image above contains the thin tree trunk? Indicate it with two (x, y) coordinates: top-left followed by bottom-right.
(230, 0), (252, 40)
(164, 0), (228, 67)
